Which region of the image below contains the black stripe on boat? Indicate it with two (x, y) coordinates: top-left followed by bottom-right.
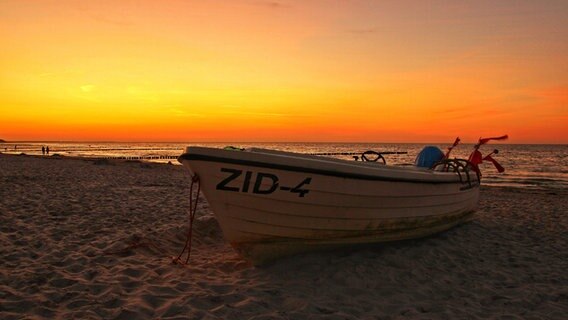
(178, 153), (473, 185)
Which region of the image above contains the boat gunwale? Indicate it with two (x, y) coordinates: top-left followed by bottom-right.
(179, 148), (476, 185)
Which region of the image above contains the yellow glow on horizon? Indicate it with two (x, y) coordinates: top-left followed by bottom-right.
(1, 1), (567, 143)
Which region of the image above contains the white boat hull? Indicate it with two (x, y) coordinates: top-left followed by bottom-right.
(179, 147), (479, 265)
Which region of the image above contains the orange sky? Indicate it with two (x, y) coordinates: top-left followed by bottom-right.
(1, 1), (567, 143)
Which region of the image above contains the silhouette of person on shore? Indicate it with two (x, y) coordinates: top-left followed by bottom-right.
(46, 146), (50, 155)
(42, 146), (45, 155)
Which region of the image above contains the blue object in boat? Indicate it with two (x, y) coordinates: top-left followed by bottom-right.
(415, 146), (444, 168)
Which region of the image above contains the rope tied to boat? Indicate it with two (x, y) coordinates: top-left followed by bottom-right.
(173, 174), (200, 264)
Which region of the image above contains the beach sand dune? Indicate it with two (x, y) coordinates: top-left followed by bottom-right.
(1, 154), (567, 319)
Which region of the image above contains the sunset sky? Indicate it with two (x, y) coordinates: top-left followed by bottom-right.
(1, 0), (567, 143)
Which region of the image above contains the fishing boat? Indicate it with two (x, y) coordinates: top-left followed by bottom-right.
(178, 137), (506, 265)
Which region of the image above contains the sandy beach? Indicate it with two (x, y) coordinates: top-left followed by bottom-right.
(1, 153), (567, 319)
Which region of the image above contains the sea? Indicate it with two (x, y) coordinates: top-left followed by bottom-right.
(2, 141), (567, 191)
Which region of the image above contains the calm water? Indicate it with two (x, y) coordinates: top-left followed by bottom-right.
(2, 142), (567, 191)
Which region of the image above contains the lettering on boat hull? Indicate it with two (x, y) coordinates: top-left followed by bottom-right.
(216, 167), (312, 197)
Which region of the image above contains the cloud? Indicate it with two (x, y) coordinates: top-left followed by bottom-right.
(346, 28), (378, 34)
(225, 111), (286, 117)
(74, 3), (133, 27)
(88, 13), (133, 27)
(168, 108), (206, 118)
(80, 84), (96, 92)
(39, 70), (79, 78)
(253, 1), (291, 9)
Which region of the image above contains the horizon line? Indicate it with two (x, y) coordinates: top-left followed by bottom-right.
(1, 140), (565, 145)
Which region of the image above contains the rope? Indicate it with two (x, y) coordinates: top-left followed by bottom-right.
(173, 174), (200, 264)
